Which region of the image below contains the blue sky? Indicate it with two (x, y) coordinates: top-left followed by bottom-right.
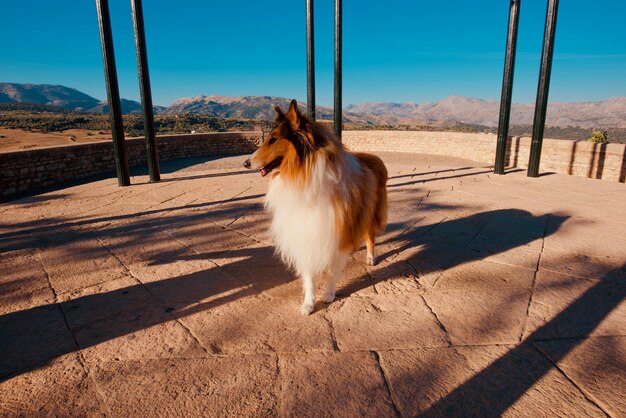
(1, 0), (624, 107)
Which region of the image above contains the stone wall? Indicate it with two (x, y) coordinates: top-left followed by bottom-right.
(342, 131), (626, 183)
(0, 131), (262, 198)
(2, 129), (625, 198)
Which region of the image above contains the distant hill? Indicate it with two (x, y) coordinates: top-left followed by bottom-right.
(167, 95), (297, 118)
(0, 83), (100, 112)
(166, 95), (348, 121)
(0, 83), (163, 115)
(345, 96), (626, 128)
(166, 95), (388, 124)
(168, 94), (626, 128)
(2, 82), (625, 128)
(86, 98), (166, 115)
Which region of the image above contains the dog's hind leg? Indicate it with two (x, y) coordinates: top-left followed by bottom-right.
(365, 232), (377, 266)
(300, 272), (316, 315)
(323, 252), (349, 303)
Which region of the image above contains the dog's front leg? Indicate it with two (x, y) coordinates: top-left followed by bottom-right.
(300, 273), (315, 315)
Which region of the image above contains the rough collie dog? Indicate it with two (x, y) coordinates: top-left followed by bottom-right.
(244, 100), (388, 315)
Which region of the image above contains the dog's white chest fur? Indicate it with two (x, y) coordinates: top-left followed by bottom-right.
(264, 158), (340, 277)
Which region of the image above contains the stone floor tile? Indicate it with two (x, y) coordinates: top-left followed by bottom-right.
(535, 336), (626, 417)
(40, 233), (128, 294)
(92, 355), (279, 417)
(179, 296), (335, 354)
(524, 270), (625, 340)
(468, 224), (544, 254)
(329, 293), (449, 350)
(143, 262), (249, 305)
(73, 202), (159, 229)
(57, 276), (155, 329)
(472, 246), (541, 270)
(373, 271), (422, 294)
(0, 353), (104, 416)
(92, 226), (191, 267)
(279, 351), (397, 417)
(540, 246), (626, 281)
(378, 347), (476, 416)
(429, 345), (608, 417)
(162, 218), (259, 256)
(0, 303), (76, 379)
(0, 248), (55, 315)
(543, 216), (626, 259)
(432, 259), (536, 290)
(227, 204), (273, 243)
(401, 242), (467, 283)
(424, 288), (531, 345)
(76, 305), (207, 363)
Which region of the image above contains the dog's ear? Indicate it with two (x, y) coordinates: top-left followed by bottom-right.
(274, 106), (285, 122)
(285, 99), (301, 131)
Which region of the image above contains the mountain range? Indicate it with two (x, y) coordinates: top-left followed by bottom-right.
(0, 83), (165, 114)
(2, 82), (625, 128)
(346, 96), (626, 128)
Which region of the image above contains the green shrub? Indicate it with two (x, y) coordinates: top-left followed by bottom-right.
(587, 130), (608, 143)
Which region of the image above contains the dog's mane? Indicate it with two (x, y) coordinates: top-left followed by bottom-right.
(274, 110), (346, 185)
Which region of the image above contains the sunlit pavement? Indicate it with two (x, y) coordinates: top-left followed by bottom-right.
(1, 152), (624, 417)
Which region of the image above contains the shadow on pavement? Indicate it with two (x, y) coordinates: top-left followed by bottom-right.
(1, 206), (569, 382)
(419, 264), (625, 417)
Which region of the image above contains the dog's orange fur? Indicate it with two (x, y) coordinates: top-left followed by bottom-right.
(246, 99), (388, 314)
(251, 101), (388, 256)
(337, 152), (388, 252)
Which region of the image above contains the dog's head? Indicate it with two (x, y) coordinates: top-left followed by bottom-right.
(244, 99), (325, 177)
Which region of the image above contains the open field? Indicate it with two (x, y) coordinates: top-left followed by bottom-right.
(0, 108), (264, 152)
(0, 128), (113, 152)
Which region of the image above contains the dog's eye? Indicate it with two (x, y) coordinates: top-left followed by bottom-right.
(268, 137), (277, 145)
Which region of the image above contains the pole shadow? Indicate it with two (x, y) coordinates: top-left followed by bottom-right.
(419, 264), (625, 417)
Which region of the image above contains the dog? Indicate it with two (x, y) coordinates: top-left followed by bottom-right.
(244, 99), (388, 315)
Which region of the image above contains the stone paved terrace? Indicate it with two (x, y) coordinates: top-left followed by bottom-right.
(1, 152), (625, 417)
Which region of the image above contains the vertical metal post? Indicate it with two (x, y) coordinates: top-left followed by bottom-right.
(131, 0), (160, 182)
(528, 0), (559, 177)
(306, 0), (316, 120)
(95, 0), (130, 186)
(334, 0), (342, 140)
(494, 0), (521, 174)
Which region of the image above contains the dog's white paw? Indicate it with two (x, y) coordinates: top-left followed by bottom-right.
(366, 255), (377, 266)
(300, 302), (315, 315)
(322, 291), (335, 303)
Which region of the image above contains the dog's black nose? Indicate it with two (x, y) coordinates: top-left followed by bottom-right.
(243, 159), (251, 169)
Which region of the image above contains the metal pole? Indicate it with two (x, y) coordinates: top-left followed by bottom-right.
(95, 0), (130, 186)
(306, 0), (316, 120)
(131, 0), (160, 182)
(494, 0), (521, 174)
(528, 0), (559, 177)
(334, 0), (342, 140)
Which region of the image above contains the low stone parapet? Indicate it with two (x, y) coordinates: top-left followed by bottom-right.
(342, 131), (626, 183)
(0, 131), (262, 198)
(2, 129), (624, 199)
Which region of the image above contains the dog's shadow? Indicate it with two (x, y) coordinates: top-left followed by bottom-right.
(334, 208), (568, 301)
